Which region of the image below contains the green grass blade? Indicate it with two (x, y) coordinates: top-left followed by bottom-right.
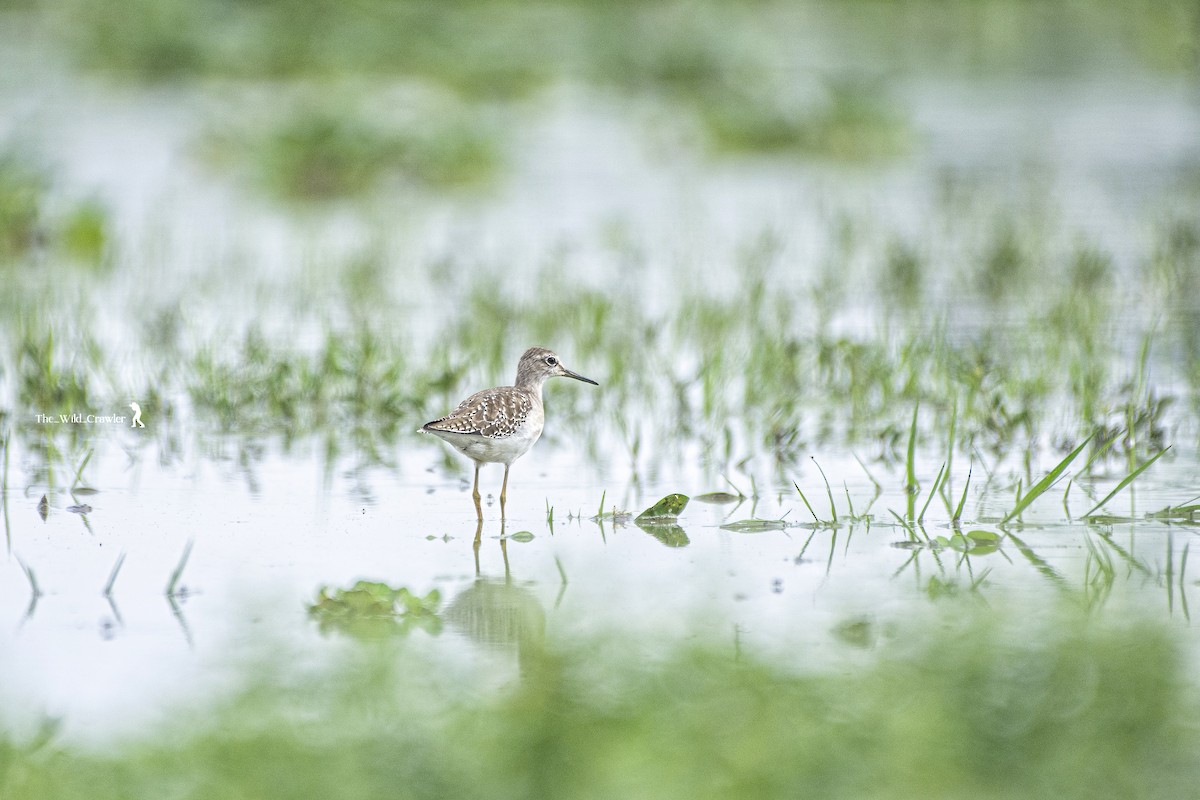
(1001, 435), (1093, 524)
(953, 467), (972, 523)
(793, 481), (819, 524)
(1083, 447), (1171, 518)
(812, 458), (837, 525)
(888, 508), (924, 542)
(905, 404), (918, 519)
(918, 462), (946, 525)
(72, 448), (94, 490)
(944, 396), (957, 503)
(1080, 432), (1119, 475)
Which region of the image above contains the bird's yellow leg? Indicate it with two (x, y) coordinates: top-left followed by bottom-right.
(472, 463), (483, 520)
(500, 464), (510, 520)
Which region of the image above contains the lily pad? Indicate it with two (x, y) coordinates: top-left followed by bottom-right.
(636, 493), (689, 523)
(508, 531), (535, 543)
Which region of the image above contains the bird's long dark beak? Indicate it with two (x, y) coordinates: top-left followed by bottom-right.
(563, 367), (599, 386)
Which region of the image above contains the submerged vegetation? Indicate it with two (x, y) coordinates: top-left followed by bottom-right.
(2, 608), (1199, 799)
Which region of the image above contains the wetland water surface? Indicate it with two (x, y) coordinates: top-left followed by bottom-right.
(2, 2), (1200, 795)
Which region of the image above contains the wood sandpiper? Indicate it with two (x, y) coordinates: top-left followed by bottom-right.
(422, 347), (598, 519)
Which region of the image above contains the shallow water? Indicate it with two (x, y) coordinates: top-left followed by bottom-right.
(2, 6), (1200, 743)
(2, 430), (1198, 740)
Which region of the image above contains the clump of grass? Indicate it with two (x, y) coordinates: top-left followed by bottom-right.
(187, 326), (422, 443)
(696, 78), (910, 158)
(0, 147), (111, 265)
(976, 220), (1031, 301)
(1002, 434), (1092, 524)
(57, 197), (111, 262)
(15, 328), (96, 415)
(0, 149), (46, 260)
(46, 0), (553, 95)
(207, 100), (500, 201)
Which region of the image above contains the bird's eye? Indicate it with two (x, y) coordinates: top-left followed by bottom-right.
(545, 356), (558, 366)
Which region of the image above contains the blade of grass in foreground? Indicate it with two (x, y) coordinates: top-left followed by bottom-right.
(905, 404), (918, 520)
(812, 458), (838, 526)
(794, 482), (820, 524)
(953, 466), (972, 523)
(1001, 435), (1093, 525)
(1083, 447), (1171, 518)
(918, 462), (946, 525)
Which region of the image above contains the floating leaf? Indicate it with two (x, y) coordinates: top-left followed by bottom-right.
(509, 531), (535, 543)
(720, 519), (787, 532)
(636, 493), (689, 522)
(72, 487), (100, 496)
(66, 504), (92, 514)
(694, 492), (741, 504)
(37, 495), (48, 521)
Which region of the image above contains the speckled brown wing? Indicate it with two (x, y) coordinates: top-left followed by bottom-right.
(423, 387), (532, 439)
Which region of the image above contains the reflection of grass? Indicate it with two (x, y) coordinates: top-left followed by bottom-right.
(2, 608), (1197, 798)
(309, 581), (443, 639)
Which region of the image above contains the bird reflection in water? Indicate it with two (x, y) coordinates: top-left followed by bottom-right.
(446, 519), (546, 676)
